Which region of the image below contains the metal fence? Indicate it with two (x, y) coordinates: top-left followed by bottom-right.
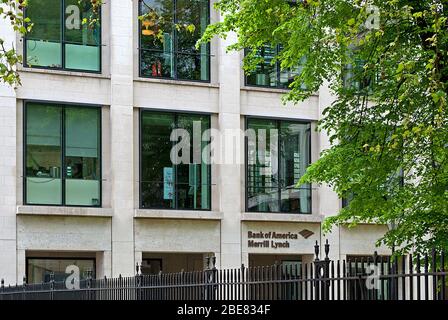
(1, 241), (447, 301)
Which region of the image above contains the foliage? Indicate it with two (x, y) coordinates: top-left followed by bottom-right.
(199, 0), (448, 255)
(0, 0), (31, 86)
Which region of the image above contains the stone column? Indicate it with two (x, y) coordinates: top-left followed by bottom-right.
(0, 10), (18, 285)
(110, 0), (135, 277)
(218, 23), (243, 269)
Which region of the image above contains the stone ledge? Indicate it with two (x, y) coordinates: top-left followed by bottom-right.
(134, 77), (220, 88)
(16, 205), (113, 217)
(134, 209), (223, 220)
(241, 86), (319, 96)
(18, 67), (111, 79)
(241, 212), (324, 223)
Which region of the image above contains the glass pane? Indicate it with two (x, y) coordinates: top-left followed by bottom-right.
(279, 50), (306, 89)
(176, 53), (209, 81)
(27, 258), (95, 284)
(140, 0), (174, 78)
(279, 122), (311, 214)
(26, 0), (62, 68)
(141, 259), (162, 275)
(26, 104), (62, 205)
(247, 119), (279, 212)
(176, 0), (209, 81)
(65, 107), (101, 206)
(176, 114), (210, 210)
(64, 0), (101, 71)
(140, 49), (174, 78)
(246, 46), (277, 87)
(141, 112), (175, 209)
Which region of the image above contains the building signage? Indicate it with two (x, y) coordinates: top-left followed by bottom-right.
(247, 229), (314, 249)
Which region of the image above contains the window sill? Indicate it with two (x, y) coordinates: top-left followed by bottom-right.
(134, 209), (223, 220)
(16, 205), (113, 218)
(134, 77), (219, 89)
(241, 212), (324, 223)
(18, 67), (110, 79)
(241, 86), (319, 96)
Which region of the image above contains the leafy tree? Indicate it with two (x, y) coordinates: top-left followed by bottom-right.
(0, 0), (30, 85)
(200, 0), (448, 254)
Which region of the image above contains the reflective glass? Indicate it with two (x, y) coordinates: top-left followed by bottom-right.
(27, 258), (95, 284)
(247, 119), (311, 214)
(26, 0), (62, 68)
(65, 107), (100, 206)
(139, 0), (209, 81)
(247, 118), (279, 212)
(246, 46), (277, 87)
(279, 122), (311, 214)
(25, 0), (101, 71)
(26, 104), (62, 205)
(141, 112), (176, 209)
(64, 0), (101, 71)
(140, 111), (211, 210)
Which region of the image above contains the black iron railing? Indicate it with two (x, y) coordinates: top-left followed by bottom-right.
(1, 241), (447, 301)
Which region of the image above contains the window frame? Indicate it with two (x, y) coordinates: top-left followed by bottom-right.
(244, 116), (312, 214)
(26, 256), (96, 284)
(23, 100), (102, 208)
(139, 108), (212, 211)
(23, 0), (102, 74)
(138, 0), (211, 83)
(244, 45), (301, 90)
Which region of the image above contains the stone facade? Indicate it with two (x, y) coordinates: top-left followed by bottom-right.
(0, 1), (390, 285)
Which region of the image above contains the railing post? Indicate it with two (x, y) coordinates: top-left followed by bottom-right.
(86, 270), (92, 301)
(22, 276), (27, 301)
(241, 263), (245, 300)
(204, 255), (217, 301)
(135, 263), (142, 301)
(49, 272), (55, 301)
(314, 240), (331, 300)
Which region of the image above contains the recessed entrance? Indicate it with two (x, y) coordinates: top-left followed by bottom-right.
(141, 252), (210, 274)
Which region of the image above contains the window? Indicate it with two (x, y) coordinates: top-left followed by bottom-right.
(246, 118), (311, 214)
(141, 259), (163, 275)
(140, 111), (211, 210)
(245, 45), (304, 89)
(139, 0), (210, 81)
(25, 102), (101, 206)
(343, 57), (379, 93)
(25, 0), (101, 72)
(27, 258), (95, 284)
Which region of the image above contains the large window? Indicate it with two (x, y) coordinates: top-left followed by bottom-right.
(25, 102), (101, 206)
(245, 45), (304, 89)
(139, 0), (210, 81)
(25, 0), (101, 72)
(27, 258), (95, 284)
(140, 111), (211, 210)
(246, 118), (311, 214)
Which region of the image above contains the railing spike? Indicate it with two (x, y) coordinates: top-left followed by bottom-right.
(324, 239), (330, 260)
